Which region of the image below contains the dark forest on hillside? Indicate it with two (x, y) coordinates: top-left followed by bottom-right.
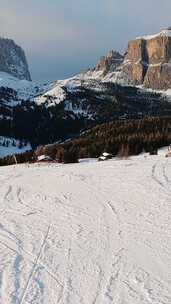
(1, 116), (170, 166)
(47, 116), (171, 161)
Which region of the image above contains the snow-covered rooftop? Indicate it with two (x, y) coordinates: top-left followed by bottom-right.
(102, 152), (111, 157)
(37, 155), (52, 161)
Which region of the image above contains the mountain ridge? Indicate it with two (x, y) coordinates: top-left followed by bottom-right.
(1, 29), (171, 158)
(121, 28), (171, 89)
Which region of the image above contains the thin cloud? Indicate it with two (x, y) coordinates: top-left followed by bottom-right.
(1, 0), (171, 81)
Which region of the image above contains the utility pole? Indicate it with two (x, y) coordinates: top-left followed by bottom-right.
(13, 154), (17, 164)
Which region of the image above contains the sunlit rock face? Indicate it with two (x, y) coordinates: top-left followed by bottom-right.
(122, 28), (171, 90)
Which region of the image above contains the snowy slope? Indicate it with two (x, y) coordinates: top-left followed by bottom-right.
(34, 74), (109, 108)
(0, 67), (169, 109)
(0, 152), (170, 303)
(0, 71), (54, 103)
(0, 136), (31, 158)
(33, 70), (170, 108)
(35, 84), (66, 107)
(81, 67), (128, 85)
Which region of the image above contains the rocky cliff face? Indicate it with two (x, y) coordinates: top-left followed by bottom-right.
(122, 28), (171, 90)
(84, 28), (171, 90)
(0, 38), (31, 81)
(95, 50), (124, 74)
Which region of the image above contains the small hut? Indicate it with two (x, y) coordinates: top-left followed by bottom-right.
(37, 155), (53, 162)
(98, 152), (113, 161)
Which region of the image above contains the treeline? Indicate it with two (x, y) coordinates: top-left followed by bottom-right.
(0, 116), (170, 166)
(37, 116), (171, 162)
(0, 150), (35, 166)
(1, 82), (171, 150)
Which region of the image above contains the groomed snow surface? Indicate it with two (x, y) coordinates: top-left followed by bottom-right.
(0, 151), (171, 303)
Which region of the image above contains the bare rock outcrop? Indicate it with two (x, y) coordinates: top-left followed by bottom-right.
(95, 50), (124, 75)
(0, 37), (31, 81)
(122, 28), (171, 90)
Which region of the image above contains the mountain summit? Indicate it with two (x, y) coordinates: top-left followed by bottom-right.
(95, 50), (124, 74)
(122, 28), (171, 90)
(0, 31), (171, 158)
(0, 37), (31, 81)
(84, 28), (171, 91)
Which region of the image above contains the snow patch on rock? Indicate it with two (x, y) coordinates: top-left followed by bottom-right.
(136, 29), (171, 40)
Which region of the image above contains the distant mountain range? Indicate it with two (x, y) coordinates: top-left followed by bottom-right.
(0, 29), (171, 158)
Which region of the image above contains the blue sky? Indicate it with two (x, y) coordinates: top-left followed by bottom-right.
(1, 0), (171, 81)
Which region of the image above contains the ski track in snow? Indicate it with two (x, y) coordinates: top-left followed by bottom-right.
(0, 154), (170, 303)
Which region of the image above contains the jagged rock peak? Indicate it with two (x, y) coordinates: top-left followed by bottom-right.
(0, 37), (31, 81)
(95, 50), (124, 73)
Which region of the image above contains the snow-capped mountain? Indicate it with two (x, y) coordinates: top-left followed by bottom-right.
(0, 70), (170, 158)
(121, 27), (171, 90)
(0, 31), (171, 158)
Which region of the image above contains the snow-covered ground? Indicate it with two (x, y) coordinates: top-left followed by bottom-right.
(0, 152), (170, 303)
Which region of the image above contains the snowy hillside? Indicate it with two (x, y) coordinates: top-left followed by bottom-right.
(0, 152), (170, 303)
(33, 72), (171, 108)
(33, 75), (105, 107)
(0, 67), (170, 110)
(0, 136), (31, 158)
(0, 71), (54, 103)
